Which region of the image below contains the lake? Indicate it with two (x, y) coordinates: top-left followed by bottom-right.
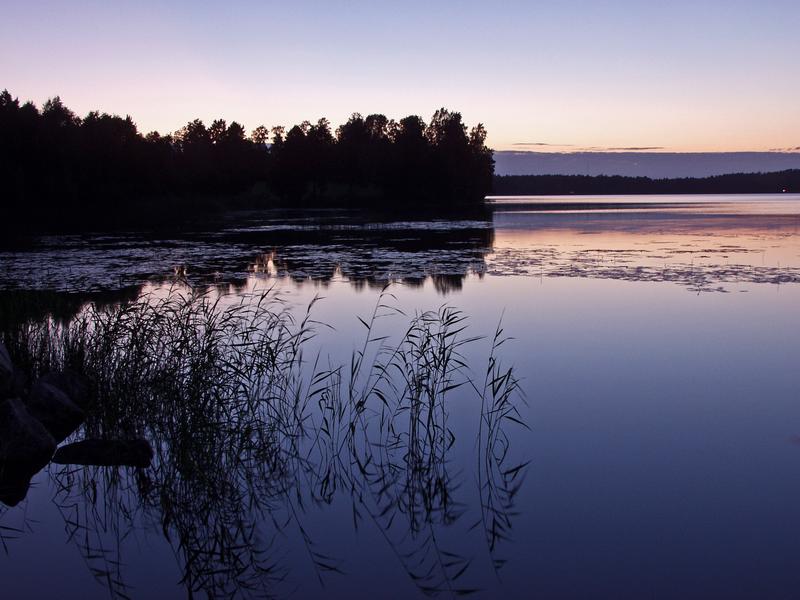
(1, 195), (799, 599)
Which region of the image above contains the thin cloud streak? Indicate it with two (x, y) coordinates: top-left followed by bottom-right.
(604, 146), (665, 151)
(511, 142), (574, 147)
(506, 145), (667, 153)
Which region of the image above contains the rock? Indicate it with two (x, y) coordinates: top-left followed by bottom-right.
(38, 370), (90, 410)
(52, 438), (153, 468)
(0, 474), (33, 507)
(25, 380), (85, 443)
(0, 397), (57, 506)
(0, 398), (56, 466)
(9, 367), (28, 398)
(0, 341), (13, 397)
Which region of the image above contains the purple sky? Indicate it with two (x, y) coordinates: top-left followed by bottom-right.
(2, 0), (799, 152)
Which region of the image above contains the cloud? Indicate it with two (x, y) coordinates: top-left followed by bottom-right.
(510, 144), (667, 152)
(511, 142), (573, 147)
(604, 146), (665, 151)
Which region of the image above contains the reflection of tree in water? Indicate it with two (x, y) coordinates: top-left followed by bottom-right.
(1, 288), (526, 598)
(244, 221), (494, 293)
(0, 288), (143, 334)
(0, 216), (495, 297)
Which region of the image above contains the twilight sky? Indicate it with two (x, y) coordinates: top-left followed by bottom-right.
(2, 0), (799, 152)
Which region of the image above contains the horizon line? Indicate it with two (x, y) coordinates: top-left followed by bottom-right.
(496, 149), (800, 155)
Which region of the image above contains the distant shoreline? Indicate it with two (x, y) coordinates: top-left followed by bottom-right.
(483, 197), (800, 217)
(494, 151), (800, 178)
(492, 170), (800, 196)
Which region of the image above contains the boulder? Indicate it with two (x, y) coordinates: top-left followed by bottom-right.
(0, 341), (13, 397)
(25, 380), (85, 443)
(38, 369), (90, 410)
(8, 367), (28, 399)
(52, 438), (153, 468)
(0, 474), (33, 507)
(0, 397), (56, 465)
(0, 397), (57, 506)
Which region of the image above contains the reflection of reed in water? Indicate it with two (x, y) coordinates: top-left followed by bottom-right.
(1, 287), (526, 598)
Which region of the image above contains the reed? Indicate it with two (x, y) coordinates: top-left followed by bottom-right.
(1, 285), (526, 598)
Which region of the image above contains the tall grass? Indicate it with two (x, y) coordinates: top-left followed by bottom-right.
(1, 285), (527, 598)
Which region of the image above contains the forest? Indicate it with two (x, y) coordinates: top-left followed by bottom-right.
(0, 89), (494, 231)
(492, 170), (800, 196)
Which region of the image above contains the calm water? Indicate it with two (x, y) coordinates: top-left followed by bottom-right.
(1, 195), (799, 599)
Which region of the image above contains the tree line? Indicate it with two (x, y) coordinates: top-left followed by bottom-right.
(0, 89), (494, 231)
(492, 171), (800, 196)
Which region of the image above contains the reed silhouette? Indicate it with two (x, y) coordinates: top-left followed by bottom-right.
(0, 287), (527, 597)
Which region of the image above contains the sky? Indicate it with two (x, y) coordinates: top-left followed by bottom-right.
(2, 0), (799, 152)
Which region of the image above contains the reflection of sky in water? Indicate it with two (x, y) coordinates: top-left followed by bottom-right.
(2, 196), (800, 598)
(490, 193), (800, 213)
(490, 210), (800, 292)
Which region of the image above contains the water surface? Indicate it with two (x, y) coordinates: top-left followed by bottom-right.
(1, 195), (799, 599)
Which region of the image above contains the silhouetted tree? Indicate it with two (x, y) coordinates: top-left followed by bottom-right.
(493, 171), (800, 196)
(209, 119), (227, 144)
(250, 125), (269, 146)
(0, 88), (495, 232)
